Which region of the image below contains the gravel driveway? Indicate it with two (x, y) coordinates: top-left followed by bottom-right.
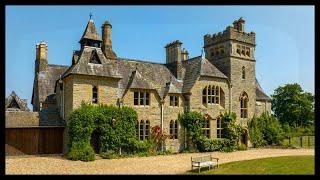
(6, 148), (314, 175)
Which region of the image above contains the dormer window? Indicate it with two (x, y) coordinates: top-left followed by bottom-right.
(89, 51), (101, 64)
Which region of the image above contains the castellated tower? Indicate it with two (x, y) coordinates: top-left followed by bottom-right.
(35, 41), (48, 76)
(204, 17), (256, 125)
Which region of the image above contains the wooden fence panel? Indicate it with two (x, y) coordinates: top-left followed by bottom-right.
(6, 127), (64, 155)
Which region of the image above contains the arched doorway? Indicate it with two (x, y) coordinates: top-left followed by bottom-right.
(90, 130), (100, 153)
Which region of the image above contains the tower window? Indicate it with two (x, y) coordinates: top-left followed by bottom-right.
(241, 50), (245, 55)
(240, 92), (248, 118)
(92, 86), (98, 104)
(237, 49), (241, 55)
(246, 50), (250, 57)
(242, 66), (246, 79)
(89, 51), (101, 64)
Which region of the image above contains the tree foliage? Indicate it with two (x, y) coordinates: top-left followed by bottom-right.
(271, 83), (314, 127)
(248, 113), (283, 147)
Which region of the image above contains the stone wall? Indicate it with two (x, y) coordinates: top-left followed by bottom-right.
(255, 100), (272, 117)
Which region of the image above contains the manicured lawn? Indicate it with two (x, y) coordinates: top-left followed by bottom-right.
(188, 155), (314, 175)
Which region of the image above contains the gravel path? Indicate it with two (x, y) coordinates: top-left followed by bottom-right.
(6, 148), (314, 175)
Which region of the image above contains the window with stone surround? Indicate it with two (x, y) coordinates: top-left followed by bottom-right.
(139, 120), (150, 140)
(169, 120), (178, 139)
(202, 85), (220, 105)
(169, 95), (179, 107)
(240, 92), (249, 118)
(242, 66), (246, 79)
(92, 86), (98, 104)
(203, 118), (210, 138)
(217, 118), (223, 138)
(134, 91), (150, 106)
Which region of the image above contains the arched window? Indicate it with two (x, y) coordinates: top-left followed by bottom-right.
(237, 49), (241, 55)
(246, 50), (250, 57)
(170, 120), (178, 139)
(139, 120), (144, 140)
(208, 85), (212, 104)
(202, 86), (221, 105)
(242, 66), (246, 79)
(241, 49), (245, 55)
(203, 119), (210, 138)
(145, 120), (150, 140)
(217, 118), (223, 138)
(240, 92), (249, 118)
(92, 86), (98, 104)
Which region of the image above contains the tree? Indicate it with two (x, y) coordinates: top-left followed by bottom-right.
(271, 83), (314, 127)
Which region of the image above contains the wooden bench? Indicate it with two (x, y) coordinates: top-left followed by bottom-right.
(191, 155), (219, 173)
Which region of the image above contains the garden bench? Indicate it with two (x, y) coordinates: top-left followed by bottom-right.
(191, 155), (219, 173)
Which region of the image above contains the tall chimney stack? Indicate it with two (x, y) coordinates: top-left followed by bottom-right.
(101, 21), (117, 60)
(165, 40), (182, 64)
(35, 41), (48, 76)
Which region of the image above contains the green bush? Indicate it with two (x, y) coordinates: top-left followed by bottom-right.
(125, 138), (151, 154)
(67, 102), (139, 161)
(248, 113), (283, 147)
(237, 143), (247, 151)
(67, 141), (95, 161)
(100, 150), (120, 159)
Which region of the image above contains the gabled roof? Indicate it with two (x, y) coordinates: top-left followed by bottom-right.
(61, 47), (121, 79)
(32, 64), (69, 104)
(117, 58), (183, 99)
(6, 91), (30, 111)
(181, 56), (228, 93)
(80, 19), (102, 42)
(255, 78), (272, 101)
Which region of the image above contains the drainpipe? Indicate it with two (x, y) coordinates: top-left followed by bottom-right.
(160, 99), (164, 152)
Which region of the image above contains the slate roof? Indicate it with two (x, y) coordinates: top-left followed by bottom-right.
(80, 19), (102, 42)
(32, 64), (69, 104)
(255, 78), (272, 101)
(5, 91), (30, 111)
(61, 47), (121, 79)
(117, 58), (183, 99)
(180, 56), (228, 93)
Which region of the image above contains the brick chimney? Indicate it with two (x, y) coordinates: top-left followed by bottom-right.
(101, 21), (117, 60)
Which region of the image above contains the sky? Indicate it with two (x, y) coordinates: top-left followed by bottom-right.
(5, 6), (314, 110)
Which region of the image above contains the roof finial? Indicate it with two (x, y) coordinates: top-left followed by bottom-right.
(89, 12), (93, 20)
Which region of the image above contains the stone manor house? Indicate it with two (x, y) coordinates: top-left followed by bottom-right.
(31, 17), (271, 153)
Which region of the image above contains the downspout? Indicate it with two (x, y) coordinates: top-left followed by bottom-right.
(161, 99), (164, 152)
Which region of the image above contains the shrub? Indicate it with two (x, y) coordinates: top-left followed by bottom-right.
(67, 102), (139, 161)
(178, 111), (205, 146)
(125, 138), (151, 154)
(100, 150), (120, 159)
(67, 141), (95, 161)
(248, 113), (283, 147)
(237, 143), (247, 151)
